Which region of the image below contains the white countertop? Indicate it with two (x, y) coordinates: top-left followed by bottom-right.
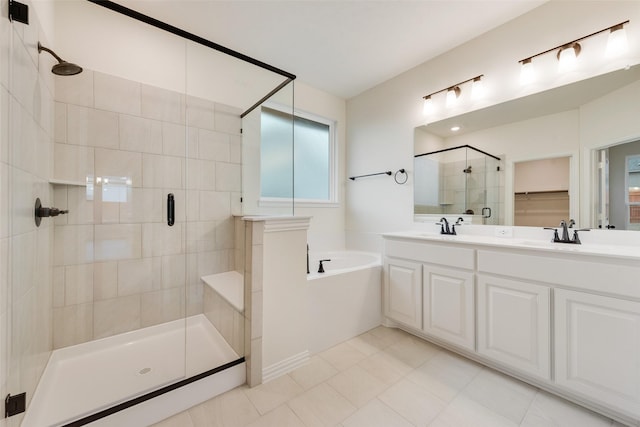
(383, 231), (640, 261)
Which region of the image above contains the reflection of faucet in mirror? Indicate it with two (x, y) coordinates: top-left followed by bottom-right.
(437, 217), (451, 235)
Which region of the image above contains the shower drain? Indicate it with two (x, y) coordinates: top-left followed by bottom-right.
(138, 367), (152, 375)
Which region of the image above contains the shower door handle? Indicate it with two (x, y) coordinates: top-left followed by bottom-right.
(167, 193), (175, 226)
(482, 207), (491, 218)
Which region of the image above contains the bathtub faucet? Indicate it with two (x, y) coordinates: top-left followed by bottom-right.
(318, 259), (331, 273)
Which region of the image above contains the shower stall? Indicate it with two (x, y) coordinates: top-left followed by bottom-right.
(414, 145), (502, 224)
(2, 1), (295, 425)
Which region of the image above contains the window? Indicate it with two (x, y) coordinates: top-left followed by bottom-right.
(260, 106), (336, 204)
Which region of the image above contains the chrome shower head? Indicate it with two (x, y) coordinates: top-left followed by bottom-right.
(37, 42), (83, 76)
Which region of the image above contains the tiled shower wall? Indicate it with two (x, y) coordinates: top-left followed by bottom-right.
(1, 2), (55, 424)
(51, 70), (242, 348)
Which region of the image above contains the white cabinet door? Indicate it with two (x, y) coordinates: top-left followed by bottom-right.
(477, 275), (550, 380)
(383, 257), (422, 329)
(555, 289), (640, 418)
(422, 265), (474, 350)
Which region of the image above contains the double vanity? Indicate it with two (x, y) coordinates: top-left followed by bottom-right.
(382, 230), (640, 426)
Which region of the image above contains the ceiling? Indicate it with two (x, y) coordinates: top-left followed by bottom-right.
(118, 0), (547, 99)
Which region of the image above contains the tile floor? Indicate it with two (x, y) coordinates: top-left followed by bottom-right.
(152, 326), (627, 427)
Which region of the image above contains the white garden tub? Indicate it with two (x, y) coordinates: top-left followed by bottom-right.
(307, 251), (382, 353)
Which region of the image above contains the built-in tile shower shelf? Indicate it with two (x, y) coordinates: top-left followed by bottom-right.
(49, 179), (88, 186)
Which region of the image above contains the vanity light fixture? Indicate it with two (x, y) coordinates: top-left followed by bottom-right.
(606, 23), (629, 57)
(520, 58), (535, 84)
(422, 74), (483, 114)
(557, 42), (581, 72)
(518, 20), (630, 82)
(446, 86), (461, 106)
(471, 76), (485, 99)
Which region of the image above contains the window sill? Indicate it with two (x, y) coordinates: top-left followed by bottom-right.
(258, 199), (340, 208)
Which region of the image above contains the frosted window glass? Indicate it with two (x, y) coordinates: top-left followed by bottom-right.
(261, 107), (331, 200)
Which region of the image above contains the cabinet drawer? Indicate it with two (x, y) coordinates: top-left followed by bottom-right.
(477, 249), (640, 298)
(385, 239), (475, 270)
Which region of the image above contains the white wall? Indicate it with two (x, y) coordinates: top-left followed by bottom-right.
(346, 1), (640, 250)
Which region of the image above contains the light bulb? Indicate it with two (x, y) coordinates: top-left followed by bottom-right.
(423, 96), (434, 115)
(446, 86), (460, 107)
(557, 43), (580, 73)
(520, 59), (535, 85)
(471, 77), (485, 99)
(606, 25), (628, 58)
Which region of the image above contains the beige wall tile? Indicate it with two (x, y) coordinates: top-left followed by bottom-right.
(161, 254), (186, 289)
(54, 102), (67, 143)
(53, 303), (93, 349)
(54, 70), (94, 107)
(95, 148), (142, 188)
(141, 287), (185, 328)
(67, 105), (118, 149)
(141, 84), (185, 124)
(64, 263), (94, 305)
(186, 96), (215, 131)
(94, 224), (142, 261)
(53, 225), (94, 266)
(214, 103), (242, 135)
(117, 258), (158, 296)
(93, 261), (118, 301)
(93, 294), (141, 339)
(94, 72), (141, 116)
(142, 153), (183, 189)
(0, 164), (9, 238)
(198, 129), (230, 161)
(119, 188), (163, 223)
(161, 122), (187, 157)
(215, 162), (241, 193)
(119, 115), (163, 154)
(53, 143), (94, 184)
(199, 191), (231, 221)
(67, 186), (94, 225)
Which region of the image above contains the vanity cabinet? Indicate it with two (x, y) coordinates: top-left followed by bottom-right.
(477, 275), (550, 380)
(383, 258), (422, 329)
(555, 289), (640, 418)
(383, 234), (640, 424)
(422, 265), (474, 350)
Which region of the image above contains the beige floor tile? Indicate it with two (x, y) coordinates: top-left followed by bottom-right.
(521, 391), (615, 427)
(319, 342), (367, 371)
(245, 404), (306, 427)
(405, 350), (481, 402)
(151, 411), (195, 427)
(357, 352), (406, 387)
(188, 386), (260, 427)
(345, 333), (384, 356)
(244, 374), (304, 415)
(342, 398), (414, 427)
(461, 368), (537, 424)
(288, 383), (357, 427)
(430, 394), (519, 427)
(327, 365), (388, 408)
(378, 378), (447, 426)
(289, 356), (339, 390)
(367, 326), (408, 347)
(382, 334), (440, 368)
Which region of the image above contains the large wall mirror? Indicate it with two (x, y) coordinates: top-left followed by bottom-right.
(414, 65), (640, 228)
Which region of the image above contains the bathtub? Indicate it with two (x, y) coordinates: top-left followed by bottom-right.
(307, 251), (382, 353)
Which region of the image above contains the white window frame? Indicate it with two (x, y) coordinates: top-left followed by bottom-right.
(259, 103), (338, 207)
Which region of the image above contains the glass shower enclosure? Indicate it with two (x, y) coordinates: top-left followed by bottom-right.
(414, 145), (501, 225)
(2, 1), (295, 425)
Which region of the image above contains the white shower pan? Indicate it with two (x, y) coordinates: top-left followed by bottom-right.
(23, 314), (244, 427)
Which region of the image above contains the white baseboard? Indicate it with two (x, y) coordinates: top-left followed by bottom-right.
(262, 351), (310, 383)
